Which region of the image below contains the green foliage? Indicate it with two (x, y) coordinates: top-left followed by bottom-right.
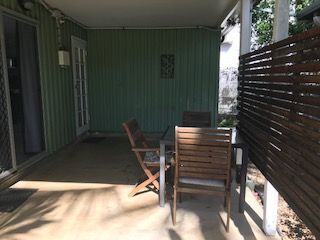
(252, 0), (275, 47)
(218, 116), (238, 128)
(252, 0), (313, 48)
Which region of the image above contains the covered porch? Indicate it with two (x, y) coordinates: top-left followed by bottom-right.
(0, 0), (319, 239)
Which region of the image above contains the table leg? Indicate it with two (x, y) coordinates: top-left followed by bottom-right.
(239, 146), (248, 213)
(159, 142), (165, 207)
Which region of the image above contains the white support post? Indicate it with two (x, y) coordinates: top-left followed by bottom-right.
(272, 0), (290, 42)
(240, 0), (252, 55)
(263, 0), (289, 236)
(263, 181), (279, 235)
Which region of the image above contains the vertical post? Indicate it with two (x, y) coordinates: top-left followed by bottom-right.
(238, 0), (252, 214)
(263, 181), (279, 235)
(239, 146), (248, 213)
(263, 0), (289, 236)
(272, 0), (290, 42)
(240, 0), (252, 55)
(159, 141), (165, 207)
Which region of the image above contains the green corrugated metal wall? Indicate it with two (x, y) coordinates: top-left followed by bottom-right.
(1, 1), (221, 147)
(87, 29), (220, 132)
(0, 0), (87, 152)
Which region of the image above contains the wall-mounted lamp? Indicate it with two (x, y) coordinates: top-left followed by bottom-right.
(18, 0), (34, 11)
(58, 50), (70, 67)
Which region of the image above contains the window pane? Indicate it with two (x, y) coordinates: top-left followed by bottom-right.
(82, 96), (86, 108)
(80, 64), (85, 79)
(81, 81), (86, 95)
(80, 49), (84, 63)
(78, 96), (82, 111)
(75, 48), (79, 63)
(76, 81), (81, 96)
(78, 112), (82, 127)
(83, 110), (87, 124)
(76, 63), (80, 79)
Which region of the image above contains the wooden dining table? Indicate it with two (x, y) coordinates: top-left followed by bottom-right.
(159, 126), (248, 213)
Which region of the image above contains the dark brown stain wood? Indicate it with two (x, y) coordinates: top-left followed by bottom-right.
(238, 27), (320, 238)
(182, 111), (212, 127)
(123, 118), (170, 197)
(172, 127), (232, 232)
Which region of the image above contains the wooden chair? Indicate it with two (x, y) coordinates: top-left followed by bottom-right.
(173, 127), (232, 232)
(123, 118), (166, 197)
(182, 111), (211, 127)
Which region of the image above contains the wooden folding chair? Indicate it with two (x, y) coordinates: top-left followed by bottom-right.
(182, 111), (211, 127)
(123, 118), (167, 197)
(173, 127), (232, 232)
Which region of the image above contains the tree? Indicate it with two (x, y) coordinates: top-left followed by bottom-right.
(251, 0), (313, 49)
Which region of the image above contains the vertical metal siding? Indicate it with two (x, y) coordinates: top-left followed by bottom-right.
(0, 0), (87, 152)
(87, 29), (220, 132)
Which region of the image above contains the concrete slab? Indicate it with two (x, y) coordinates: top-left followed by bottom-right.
(0, 136), (280, 240)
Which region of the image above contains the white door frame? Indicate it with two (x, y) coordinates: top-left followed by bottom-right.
(71, 36), (89, 136)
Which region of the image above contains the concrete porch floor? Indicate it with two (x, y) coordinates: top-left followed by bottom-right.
(0, 136), (279, 240)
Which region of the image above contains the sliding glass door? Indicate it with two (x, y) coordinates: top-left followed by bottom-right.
(0, 15), (15, 177)
(0, 13), (45, 176)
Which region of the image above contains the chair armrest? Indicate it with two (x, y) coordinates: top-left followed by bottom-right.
(132, 147), (160, 152)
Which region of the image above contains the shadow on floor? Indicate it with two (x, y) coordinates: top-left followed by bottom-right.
(24, 136), (140, 185)
(166, 189), (261, 240)
(0, 186), (119, 239)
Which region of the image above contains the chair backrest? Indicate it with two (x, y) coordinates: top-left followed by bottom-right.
(122, 118), (147, 148)
(182, 111), (211, 127)
(175, 127), (232, 186)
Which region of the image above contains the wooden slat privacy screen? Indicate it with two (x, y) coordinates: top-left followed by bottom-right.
(238, 27), (320, 238)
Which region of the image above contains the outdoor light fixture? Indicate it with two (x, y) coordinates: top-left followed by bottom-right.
(58, 50), (70, 67)
(18, 0), (34, 11)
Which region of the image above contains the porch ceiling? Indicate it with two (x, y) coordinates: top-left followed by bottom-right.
(43, 0), (238, 28)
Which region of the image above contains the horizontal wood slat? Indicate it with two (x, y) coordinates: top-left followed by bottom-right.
(238, 27), (320, 238)
(240, 27), (320, 59)
(175, 127), (232, 184)
(180, 161), (227, 168)
(180, 155), (228, 163)
(239, 75), (320, 84)
(179, 144), (228, 152)
(177, 139), (230, 147)
(182, 111), (212, 127)
(180, 166), (228, 175)
(178, 132), (231, 141)
(177, 127), (232, 134)
(179, 150), (228, 158)
(179, 172), (227, 180)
